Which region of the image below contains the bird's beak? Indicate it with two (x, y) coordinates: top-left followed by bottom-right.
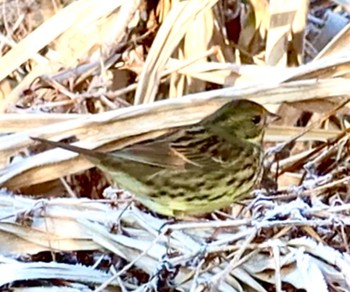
(266, 112), (281, 124)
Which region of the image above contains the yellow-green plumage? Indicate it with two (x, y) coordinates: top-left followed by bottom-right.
(32, 99), (276, 217)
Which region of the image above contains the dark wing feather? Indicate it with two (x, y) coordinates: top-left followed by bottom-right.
(115, 141), (187, 169)
(117, 125), (234, 170)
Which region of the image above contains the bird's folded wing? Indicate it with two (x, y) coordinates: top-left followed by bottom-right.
(116, 133), (222, 170)
(115, 142), (189, 169)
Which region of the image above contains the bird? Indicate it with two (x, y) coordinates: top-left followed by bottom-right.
(32, 99), (278, 218)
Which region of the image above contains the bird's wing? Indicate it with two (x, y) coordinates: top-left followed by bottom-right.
(115, 141), (188, 169)
(116, 126), (228, 170)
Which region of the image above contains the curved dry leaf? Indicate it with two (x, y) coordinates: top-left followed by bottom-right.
(134, 0), (218, 104)
(183, 8), (214, 93)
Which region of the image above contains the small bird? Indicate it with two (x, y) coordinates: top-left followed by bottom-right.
(32, 99), (277, 217)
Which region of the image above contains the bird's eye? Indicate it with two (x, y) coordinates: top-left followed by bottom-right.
(251, 115), (261, 124)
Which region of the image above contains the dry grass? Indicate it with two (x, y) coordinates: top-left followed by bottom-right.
(1, 0), (350, 291)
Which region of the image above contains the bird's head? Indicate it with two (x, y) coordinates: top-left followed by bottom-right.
(202, 99), (279, 143)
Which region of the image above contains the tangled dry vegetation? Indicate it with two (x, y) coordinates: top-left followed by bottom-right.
(1, 0), (350, 291)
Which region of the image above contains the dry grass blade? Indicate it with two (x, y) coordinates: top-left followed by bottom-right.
(0, 261), (118, 287)
(0, 113), (83, 132)
(134, 0), (218, 104)
(265, 0), (299, 66)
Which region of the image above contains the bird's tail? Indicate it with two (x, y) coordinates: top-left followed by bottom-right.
(31, 137), (108, 161)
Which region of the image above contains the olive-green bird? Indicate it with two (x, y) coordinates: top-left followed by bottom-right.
(32, 99), (277, 217)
